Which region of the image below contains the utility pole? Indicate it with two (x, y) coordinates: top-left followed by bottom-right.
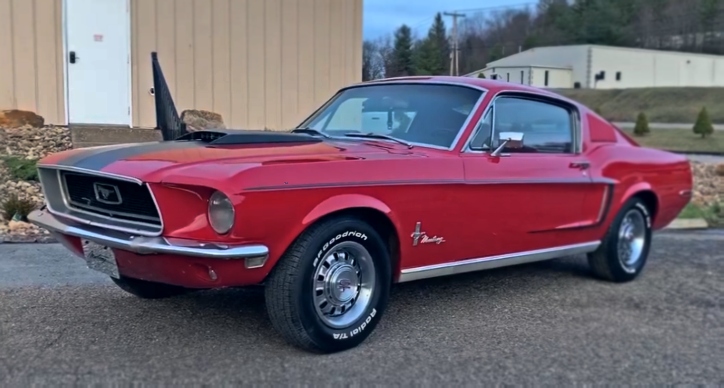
(444, 11), (466, 76)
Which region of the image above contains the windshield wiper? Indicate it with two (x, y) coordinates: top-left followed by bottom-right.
(343, 132), (413, 148)
(291, 127), (331, 138)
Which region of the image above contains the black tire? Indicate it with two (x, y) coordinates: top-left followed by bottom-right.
(111, 275), (190, 299)
(264, 216), (392, 353)
(588, 197), (653, 282)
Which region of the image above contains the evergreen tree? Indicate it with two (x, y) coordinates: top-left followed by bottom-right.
(390, 25), (415, 77)
(412, 39), (432, 75)
(413, 14), (450, 76)
(633, 112), (650, 137)
(488, 44), (505, 62)
(693, 107), (714, 138)
(424, 13), (450, 75)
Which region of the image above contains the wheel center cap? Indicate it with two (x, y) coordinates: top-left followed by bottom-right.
(328, 265), (359, 304)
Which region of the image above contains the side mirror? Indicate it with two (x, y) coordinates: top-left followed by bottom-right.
(490, 131), (524, 157)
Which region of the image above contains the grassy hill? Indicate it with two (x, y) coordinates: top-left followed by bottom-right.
(553, 87), (724, 124)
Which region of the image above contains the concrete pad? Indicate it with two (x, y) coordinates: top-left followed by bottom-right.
(665, 218), (709, 230)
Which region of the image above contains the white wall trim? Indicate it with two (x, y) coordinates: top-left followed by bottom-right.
(125, 0), (132, 127)
(61, 0), (68, 126)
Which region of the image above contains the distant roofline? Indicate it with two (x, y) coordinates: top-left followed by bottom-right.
(463, 64), (572, 77)
(533, 44), (724, 58)
(467, 43), (724, 75)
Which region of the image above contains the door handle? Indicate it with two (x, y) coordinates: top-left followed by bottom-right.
(569, 161), (590, 170)
(69, 51), (78, 64)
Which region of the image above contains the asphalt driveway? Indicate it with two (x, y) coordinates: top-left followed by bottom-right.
(0, 230), (722, 386)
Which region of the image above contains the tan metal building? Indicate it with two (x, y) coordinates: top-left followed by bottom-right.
(0, 0), (363, 130)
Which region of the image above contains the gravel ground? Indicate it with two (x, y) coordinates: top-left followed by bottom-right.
(0, 230), (722, 386)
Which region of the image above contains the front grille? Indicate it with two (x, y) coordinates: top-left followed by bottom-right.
(61, 171), (161, 226)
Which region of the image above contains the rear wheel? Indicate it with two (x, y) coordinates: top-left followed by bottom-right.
(588, 197), (653, 282)
(264, 216), (391, 353)
(111, 276), (190, 299)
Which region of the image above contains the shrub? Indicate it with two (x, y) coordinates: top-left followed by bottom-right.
(1, 194), (36, 222)
(692, 107), (714, 138)
(633, 112), (650, 136)
(1, 156), (39, 182)
(477, 72), (486, 78)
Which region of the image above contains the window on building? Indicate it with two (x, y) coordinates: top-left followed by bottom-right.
(616, 72), (621, 81)
(520, 71), (524, 84)
(544, 70), (549, 86)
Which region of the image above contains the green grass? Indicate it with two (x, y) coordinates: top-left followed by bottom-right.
(555, 87), (724, 123)
(0, 156), (39, 182)
(677, 202), (722, 226)
(621, 128), (723, 153)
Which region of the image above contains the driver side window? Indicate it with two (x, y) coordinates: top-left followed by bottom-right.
(493, 97), (574, 153)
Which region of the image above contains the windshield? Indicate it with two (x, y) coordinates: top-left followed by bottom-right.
(298, 83), (484, 149)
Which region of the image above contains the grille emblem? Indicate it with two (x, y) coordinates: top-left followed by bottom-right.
(93, 182), (122, 205)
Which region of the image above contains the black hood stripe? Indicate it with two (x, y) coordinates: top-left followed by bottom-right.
(57, 141), (203, 171)
(54, 143), (141, 167)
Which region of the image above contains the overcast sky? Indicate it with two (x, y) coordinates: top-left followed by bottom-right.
(363, 0), (535, 40)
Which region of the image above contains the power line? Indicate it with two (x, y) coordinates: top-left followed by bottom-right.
(450, 2), (537, 14)
(410, 16), (436, 35)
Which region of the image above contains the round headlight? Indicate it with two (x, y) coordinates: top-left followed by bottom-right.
(208, 191), (235, 234)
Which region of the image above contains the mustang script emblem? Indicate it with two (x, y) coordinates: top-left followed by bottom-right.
(93, 182), (122, 205)
(411, 222), (446, 246)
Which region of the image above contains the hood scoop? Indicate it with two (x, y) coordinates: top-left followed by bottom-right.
(174, 129), (323, 146)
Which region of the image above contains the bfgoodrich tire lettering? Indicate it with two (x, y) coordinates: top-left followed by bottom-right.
(588, 197), (653, 282)
(264, 216), (391, 353)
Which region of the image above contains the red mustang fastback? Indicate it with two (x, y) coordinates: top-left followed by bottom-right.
(29, 76), (692, 353)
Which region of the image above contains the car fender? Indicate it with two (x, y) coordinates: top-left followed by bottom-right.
(620, 181), (653, 201)
(301, 194), (402, 230)
(257, 194), (403, 283)
(618, 181), (657, 217)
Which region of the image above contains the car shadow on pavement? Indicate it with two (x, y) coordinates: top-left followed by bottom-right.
(0, 254), (602, 359)
(83, 255), (596, 351)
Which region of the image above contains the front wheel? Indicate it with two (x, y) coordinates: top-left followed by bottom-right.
(264, 216), (391, 353)
(588, 197), (653, 282)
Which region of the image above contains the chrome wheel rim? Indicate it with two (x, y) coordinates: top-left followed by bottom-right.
(617, 209), (647, 273)
(313, 241), (376, 329)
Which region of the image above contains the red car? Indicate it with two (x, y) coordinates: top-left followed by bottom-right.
(29, 75), (692, 354)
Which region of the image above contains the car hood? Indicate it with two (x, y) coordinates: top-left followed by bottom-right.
(39, 139), (415, 183)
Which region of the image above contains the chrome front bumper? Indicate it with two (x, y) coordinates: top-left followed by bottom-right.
(27, 209), (269, 264)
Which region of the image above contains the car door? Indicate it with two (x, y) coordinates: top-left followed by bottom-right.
(459, 93), (605, 259)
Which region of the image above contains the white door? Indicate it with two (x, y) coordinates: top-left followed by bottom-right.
(65, 0), (131, 126)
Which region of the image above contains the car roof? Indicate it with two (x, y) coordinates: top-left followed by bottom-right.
(353, 76), (587, 111)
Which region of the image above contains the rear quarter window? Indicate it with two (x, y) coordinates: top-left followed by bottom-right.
(587, 112), (618, 143)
